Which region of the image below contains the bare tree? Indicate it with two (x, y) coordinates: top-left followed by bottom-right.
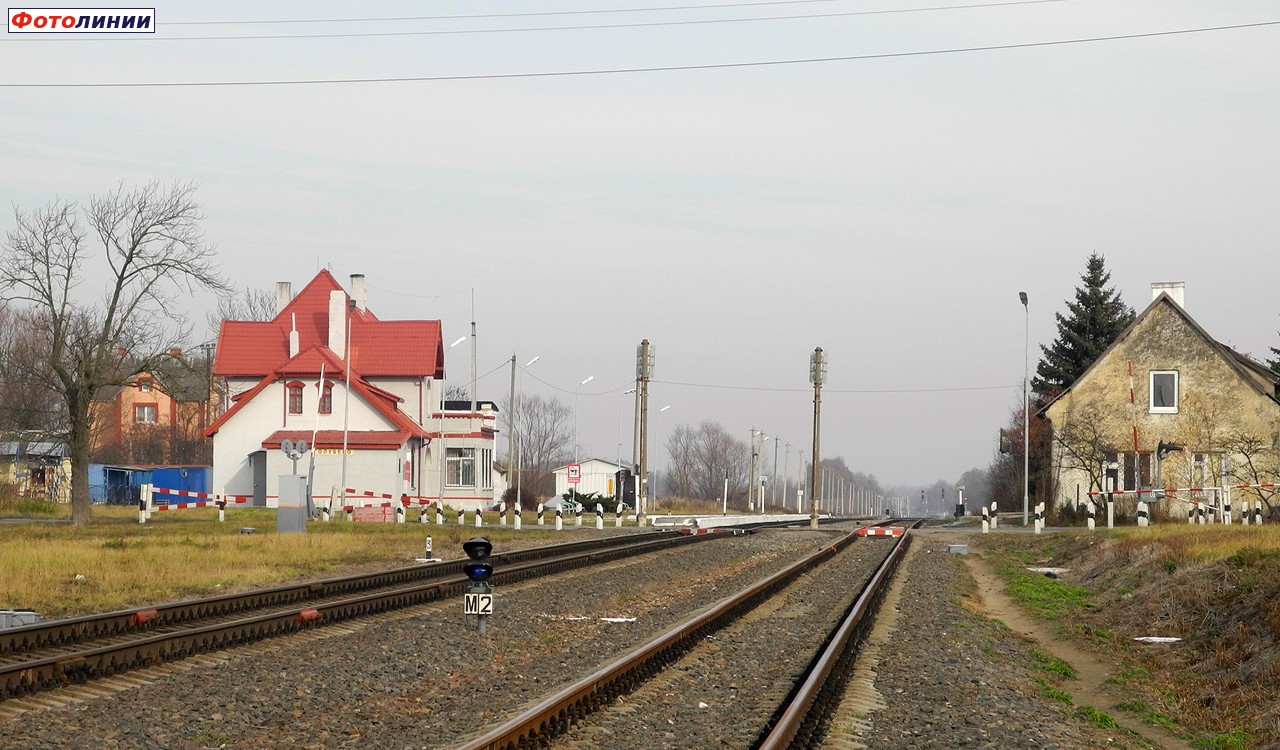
(445, 383), (471, 403)
(207, 286), (275, 336)
(499, 393), (571, 497)
(0, 302), (62, 435)
(1, 181), (228, 524)
(664, 421), (747, 503)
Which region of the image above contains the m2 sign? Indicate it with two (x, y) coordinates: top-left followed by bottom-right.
(567, 463), (581, 484)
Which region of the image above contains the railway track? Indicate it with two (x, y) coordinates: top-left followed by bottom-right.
(453, 520), (917, 750)
(0, 528), (722, 701)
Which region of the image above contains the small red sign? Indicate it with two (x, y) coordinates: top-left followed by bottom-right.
(567, 463), (581, 484)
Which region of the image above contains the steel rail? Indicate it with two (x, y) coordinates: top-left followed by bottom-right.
(452, 528), (865, 750)
(0, 530), (681, 657)
(756, 521), (918, 749)
(0, 530), (715, 700)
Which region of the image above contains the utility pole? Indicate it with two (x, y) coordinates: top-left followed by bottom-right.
(809, 347), (826, 529)
(636, 339), (653, 523)
(748, 428), (758, 512)
(507, 354), (516, 512)
(771, 437), (780, 508)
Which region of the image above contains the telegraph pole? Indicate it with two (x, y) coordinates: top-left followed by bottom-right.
(809, 347), (826, 529)
(636, 339), (653, 524)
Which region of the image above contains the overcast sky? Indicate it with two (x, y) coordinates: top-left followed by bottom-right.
(3, 1), (1278, 491)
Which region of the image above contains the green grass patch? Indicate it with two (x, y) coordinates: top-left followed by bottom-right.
(1030, 649), (1077, 679)
(1033, 675), (1072, 705)
(1075, 705), (1118, 729)
(999, 561), (1096, 621)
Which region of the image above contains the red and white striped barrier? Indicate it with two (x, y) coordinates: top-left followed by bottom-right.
(140, 485), (250, 524)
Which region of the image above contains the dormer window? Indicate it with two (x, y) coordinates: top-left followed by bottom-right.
(1150, 371), (1179, 414)
(139, 382), (152, 393)
(287, 382), (304, 415)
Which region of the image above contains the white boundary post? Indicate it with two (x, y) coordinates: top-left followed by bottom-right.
(555, 506), (563, 531)
(138, 484), (149, 524)
(456, 508), (465, 525)
(596, 503), (604, 530)
(1086, 497), (1095, 531)
(981, 505), (989, 534)
(990, 501), (998, 530)
(1107, 492), (1114, 529)
(435, 501), (444, 525)
(514, 504), (523, 530)
(537, 503), (545, 526)
(1137, 500), (1148, 527)
(475, 508), (483, 527)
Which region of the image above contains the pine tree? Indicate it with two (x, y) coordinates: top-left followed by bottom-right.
(1032, 253), (1135, 397)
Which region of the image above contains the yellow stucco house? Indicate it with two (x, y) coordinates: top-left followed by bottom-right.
(1041, 283), (1280, 518)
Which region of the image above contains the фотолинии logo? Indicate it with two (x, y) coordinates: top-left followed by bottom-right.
(8, 8), (156, 33)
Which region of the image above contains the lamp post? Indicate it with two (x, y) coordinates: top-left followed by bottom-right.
(618, 387), (636, 483)
(572, 374), (592, 509)
(770, 436), (780, 509)
(1020, 291), (1029, 526)
(507, 354), (539, 511)
(513, 356), (539, 507)
(782, 442), (791, 512)
(759, 434), (773, 511)
(653, 404), (671, 508)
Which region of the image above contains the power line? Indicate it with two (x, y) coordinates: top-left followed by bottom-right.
(3, 20), (1273, 88)
(19, 0), (1075, 42)
(165, 0), (845, 25)
(653, 379), (1022, 393)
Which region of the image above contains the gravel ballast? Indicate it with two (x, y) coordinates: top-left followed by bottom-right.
(1, 528), (838, 749)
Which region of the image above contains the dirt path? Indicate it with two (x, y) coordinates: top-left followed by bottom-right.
(954, 538), (1195, 750)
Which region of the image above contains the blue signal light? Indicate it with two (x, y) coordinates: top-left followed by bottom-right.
(463, 561), (493, 582)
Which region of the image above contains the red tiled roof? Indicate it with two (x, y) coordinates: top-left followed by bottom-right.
(213, 270), (443, 379)
(263, 430), (410, 450)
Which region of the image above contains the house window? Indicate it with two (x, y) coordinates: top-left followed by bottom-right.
(135, 404), (157, 424)
(480, 448), (493, 490)
(1150, 371), (1179, 413)
(139, 382), (151, 393)
(318, 383), (333, 414)
(287, 383), (304, 415)
(446, 447), (475, 488)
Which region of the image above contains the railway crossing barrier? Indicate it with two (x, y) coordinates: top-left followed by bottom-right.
(138, 485), (250, 524)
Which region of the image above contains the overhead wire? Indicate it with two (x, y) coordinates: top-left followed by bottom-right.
(3, 20), (1274, 88)
(164, 0), (856, 25)
(652, 379), (1022, 393)
(19, 0), (1078, 42)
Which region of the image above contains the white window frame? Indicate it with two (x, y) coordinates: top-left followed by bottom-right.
(135, 404), (157, 424)
(446, 447), (475, 488)
(1149, 371), (1179, 414)
(480, 448), (493, 491)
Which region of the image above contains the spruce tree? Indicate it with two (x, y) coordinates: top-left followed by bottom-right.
(1032, 253), (1135, 397)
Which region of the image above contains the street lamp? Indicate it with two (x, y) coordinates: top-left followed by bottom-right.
(513, 356), (539, 507)
(1020, 291), (1029, 526)
(618, 387), (637, 475)
(574, 375), (594, 462)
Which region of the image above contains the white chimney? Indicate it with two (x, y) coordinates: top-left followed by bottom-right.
(350, 274), (367, 313)
(275, 281), (292, 315)
(328, 289), (347, 359)
(289, 313), (299, 358)
(1152, 282), (1185, 308)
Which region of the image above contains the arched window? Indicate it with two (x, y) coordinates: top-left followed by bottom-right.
(286, 382), (304, 415)
(318, 381), (334, 414)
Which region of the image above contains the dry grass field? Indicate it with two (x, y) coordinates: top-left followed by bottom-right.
(978, 524), (1280, 750)
(0, 499), (561, 619)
